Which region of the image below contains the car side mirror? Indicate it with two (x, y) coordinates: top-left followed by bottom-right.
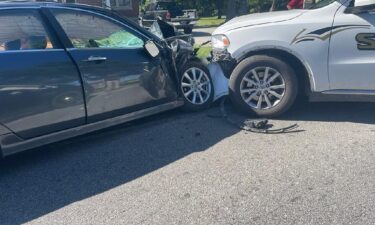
(144, 41), (160, 57)
(345, 3), (375, 14)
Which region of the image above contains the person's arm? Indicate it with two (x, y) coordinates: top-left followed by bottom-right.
(287, 0), (299, 9)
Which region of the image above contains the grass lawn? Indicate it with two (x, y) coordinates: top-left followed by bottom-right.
(197, 16), (225, 27)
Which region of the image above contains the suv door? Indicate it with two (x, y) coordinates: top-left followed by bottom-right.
(329, 1), (375, 90)
(0, 9), (86, 139)
(49, 8), (178, 122)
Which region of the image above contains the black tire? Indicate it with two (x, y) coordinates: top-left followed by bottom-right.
(184, 27), (193, 34)
(180, 60), (214, 111)
(229, 55), (298, 118)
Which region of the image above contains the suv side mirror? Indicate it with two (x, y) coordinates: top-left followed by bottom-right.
(144, 40), (160, 57)
(345, 3), (375, 14)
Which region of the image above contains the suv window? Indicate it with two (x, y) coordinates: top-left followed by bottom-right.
(51, 9), (144, 49)
(0, 10), (54, 52)
(308, 0), (338, 9)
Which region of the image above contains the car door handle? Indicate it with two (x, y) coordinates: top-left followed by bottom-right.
(83, 56), (107, 62)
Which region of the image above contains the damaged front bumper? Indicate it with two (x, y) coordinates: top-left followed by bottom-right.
(211, 49), (237, 78)
(208, 62), (229, 101)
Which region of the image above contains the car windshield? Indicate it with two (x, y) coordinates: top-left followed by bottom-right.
(308, 0), (339, 9)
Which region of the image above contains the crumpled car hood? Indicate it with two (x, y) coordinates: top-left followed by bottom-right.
(213, 10), (305, 34)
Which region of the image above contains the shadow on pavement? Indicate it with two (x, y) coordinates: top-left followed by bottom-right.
(0, 108), (238, 225)
(1, 101), (374, 224)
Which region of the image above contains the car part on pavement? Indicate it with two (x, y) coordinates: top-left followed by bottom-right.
(218, 97), (300, 134)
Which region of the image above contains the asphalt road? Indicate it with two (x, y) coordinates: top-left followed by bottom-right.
(1, 100), (375, 225)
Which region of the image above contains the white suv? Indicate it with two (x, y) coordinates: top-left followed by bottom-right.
(212, 0), (375, 117)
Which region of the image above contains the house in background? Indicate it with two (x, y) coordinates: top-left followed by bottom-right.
(59, 0), (140, 18)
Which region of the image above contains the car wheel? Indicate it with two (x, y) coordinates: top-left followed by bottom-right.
(180, 61), (214, 111)
(229, 55), (298, 118)
(184, 27), (193, 34)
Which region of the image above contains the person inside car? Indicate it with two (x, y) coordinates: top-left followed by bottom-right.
(20, 36), (47, 50)
(4, 39), (21, 51)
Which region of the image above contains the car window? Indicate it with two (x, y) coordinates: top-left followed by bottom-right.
(51, 9), (144, 49)
(0, 10), (54, 52)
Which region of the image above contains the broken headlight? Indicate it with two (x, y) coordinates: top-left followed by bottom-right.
(212, 34), (230, 50)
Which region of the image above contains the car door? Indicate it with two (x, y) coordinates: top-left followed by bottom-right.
(329, 0), (375, 90)
(0, 8), (86, 139)
(48, 8), (178, 123)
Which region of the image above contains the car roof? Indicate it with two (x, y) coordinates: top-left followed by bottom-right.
(0, 1), (104, 11)
(0, 1), (115, 18)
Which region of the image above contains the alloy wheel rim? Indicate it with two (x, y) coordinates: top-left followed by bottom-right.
(240, 66), (286, 110)
(181, 67), (212, 105)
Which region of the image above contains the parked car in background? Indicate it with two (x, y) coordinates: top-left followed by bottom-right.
(0, 2), (214, 157)
(213, 0), (375, 117)
(140, 1), (198, 34)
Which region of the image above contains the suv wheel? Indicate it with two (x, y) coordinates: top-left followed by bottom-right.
(229, 55), (298, 118)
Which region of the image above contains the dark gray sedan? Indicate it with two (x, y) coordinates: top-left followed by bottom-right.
(0, 2), (214, 156)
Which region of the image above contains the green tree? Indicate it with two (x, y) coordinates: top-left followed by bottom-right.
(140, 0), (289, 19)
(226, 0), (251, 21)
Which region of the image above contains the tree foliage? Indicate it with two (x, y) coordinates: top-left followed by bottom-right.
(141, 0), (289, 18)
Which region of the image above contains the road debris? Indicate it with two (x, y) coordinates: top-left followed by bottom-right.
(210, 97), (302, 134)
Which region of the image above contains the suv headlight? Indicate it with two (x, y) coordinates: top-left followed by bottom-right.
(212, 34), (230, 50)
